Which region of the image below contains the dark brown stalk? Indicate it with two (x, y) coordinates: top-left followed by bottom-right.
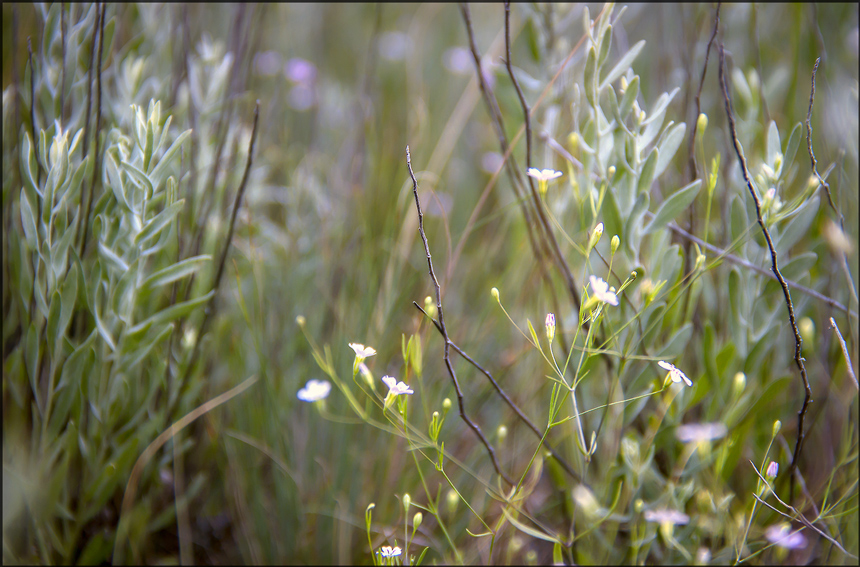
(414, 302), (584, 485)
(407, 147), (513, 486)
(74, 3), (99, 252)
(718, 45), (811, 502)
(169, 101), (261, 420)
(502, 2), (583, 314)
(79, 3), (106, 261)
(458, 3), (545, 273)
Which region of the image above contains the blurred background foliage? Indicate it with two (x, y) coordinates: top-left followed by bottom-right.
(2, 3), (858, 565)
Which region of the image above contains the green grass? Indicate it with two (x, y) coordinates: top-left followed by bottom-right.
(2, 3), (858, 565)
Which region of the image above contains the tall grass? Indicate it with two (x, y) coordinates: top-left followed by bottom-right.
(2, 3), (857, 564)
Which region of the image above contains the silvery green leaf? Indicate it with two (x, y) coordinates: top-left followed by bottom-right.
(47, 289), (62, 357)
(128, 290), (215, 336)
(53, 156), (89, 216)
(98, 241), (129, 274)
(134, 199), (184, 246)
(20, 188), (38, 250)
(654, 122), (686, 178)
(150, 129), (191, 190)
(766, 121), (781, 167)
(143, 120), (155, 173)
(110, 258), (138, 323)
(120, 323), (174, 372)
(585, 46), (598, 107)
(105, 152), (132, 213)
(51, 215), (76, 278)
(25, 322), (41, 414)
(138, 255), (211, 292)
(599, 40), (645, 91)
(782, 122), (802, 174)
(637, 148), (659, 195)
(625, 192), (650, 254)
(641, 87), (679, 126)
(656, 322), (693, 359)
(639, 113), (667, 150)
(643, 179), (702, 234)
(120, 160), (154, 200)
(21, 131), (42, 199)
(776, 194), (819, 255)
(619, 75), (639, 122)
(597, 24), (613, 69)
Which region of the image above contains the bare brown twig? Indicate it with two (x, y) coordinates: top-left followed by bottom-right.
(413, 301), (584, 484)
(169, 101), (261, 420)
(407, 146), (513, 486)
(718, 45), (811, 503)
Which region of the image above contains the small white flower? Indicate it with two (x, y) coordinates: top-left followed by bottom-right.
(349, 343), (377, 360)
(765, 523), (806, 549)
(658, 360), (693, 387)
(382, 376), (414, 396)
(644, 508), (690, 525)
(589, 275), (619, 306)
(378, 545), (402, 558)
(297, 379), (331, 402)
(526, 167), (564, 182)
(675, 422), (727, 443)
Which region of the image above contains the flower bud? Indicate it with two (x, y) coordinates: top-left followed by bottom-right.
(442, 398), (452, 412)
(545, 313), (556, 344)
(587, 222), (604, 250)
(296, 315), (306, 327)
(424, 295), (438, 320)
(446, 489), (459, 515)
(732, 372), (746, 399)
(568, 132), (580, 153)
(766, 461), (778, 479)
(634, 498), (645, 513)
(497, 425), (508, 441)
(798, 317), (814, 345)
(491, 287), (500, 301)
(697, 113), (708, 134)
(413, 512), (423, 530)
(611, 235), (620, 255)
(607, 166), (616, 178)
(772, 420), (782, 438)
(403, 493), (411, 511)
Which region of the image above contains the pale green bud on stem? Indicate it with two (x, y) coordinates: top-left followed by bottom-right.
(497, 425), (508, 442)
(611, 235), (620, 256)
(545, 313), (555, 344)
(772, 420), (782, 438)
(732, 372), (746, 399)
(296, 315), (306, 327)
(491, 287), (500, 302)
(403, 493), (411, 511)
(587, 222), (604, 252)
(696, 113), (708, 135)
(424, 296), (438, 320)
(413, 512), (423, 530)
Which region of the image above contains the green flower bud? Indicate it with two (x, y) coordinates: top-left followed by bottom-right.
(413, 512), (423, 530)
(697, 113), (709, 134)
(772, 420), (782, 438)
(424, 296), (438, 320)
(403, 493), (411, 511)
(491, 287), (500, 301)
(611, 235), (620, 255)
(446, 489), (459, 515)
(497, 425), (508, 441)
(798, 317), (814, 345)
(296, 315), (306, 327)
(732, 372), (746, 399)
(442, 398), (452, 412)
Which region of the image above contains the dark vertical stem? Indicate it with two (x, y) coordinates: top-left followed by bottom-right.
(79, 3), (106, 261)
(718, 44), (812, 503)
(407, 147), (513, 486)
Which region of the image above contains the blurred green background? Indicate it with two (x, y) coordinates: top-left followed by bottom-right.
(2, 3), (858, 564)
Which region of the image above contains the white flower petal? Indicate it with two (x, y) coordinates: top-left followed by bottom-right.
(297, 379), (331, 402)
